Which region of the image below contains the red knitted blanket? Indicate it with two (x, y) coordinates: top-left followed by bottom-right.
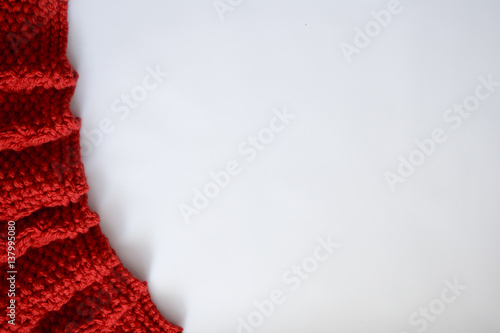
(0, 1), (183, 331)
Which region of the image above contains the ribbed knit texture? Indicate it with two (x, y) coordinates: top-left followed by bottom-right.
(0, 1), (183, 331)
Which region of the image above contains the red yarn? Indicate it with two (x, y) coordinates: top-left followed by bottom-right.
(0, 1), (183, 331)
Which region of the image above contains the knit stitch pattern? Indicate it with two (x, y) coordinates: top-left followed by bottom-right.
(0, 0), (183, 332)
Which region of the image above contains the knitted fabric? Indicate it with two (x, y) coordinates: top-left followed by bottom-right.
(0, 0), (183, 332)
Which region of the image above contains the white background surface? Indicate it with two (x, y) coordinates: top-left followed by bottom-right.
(67, 1), (500, 332)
